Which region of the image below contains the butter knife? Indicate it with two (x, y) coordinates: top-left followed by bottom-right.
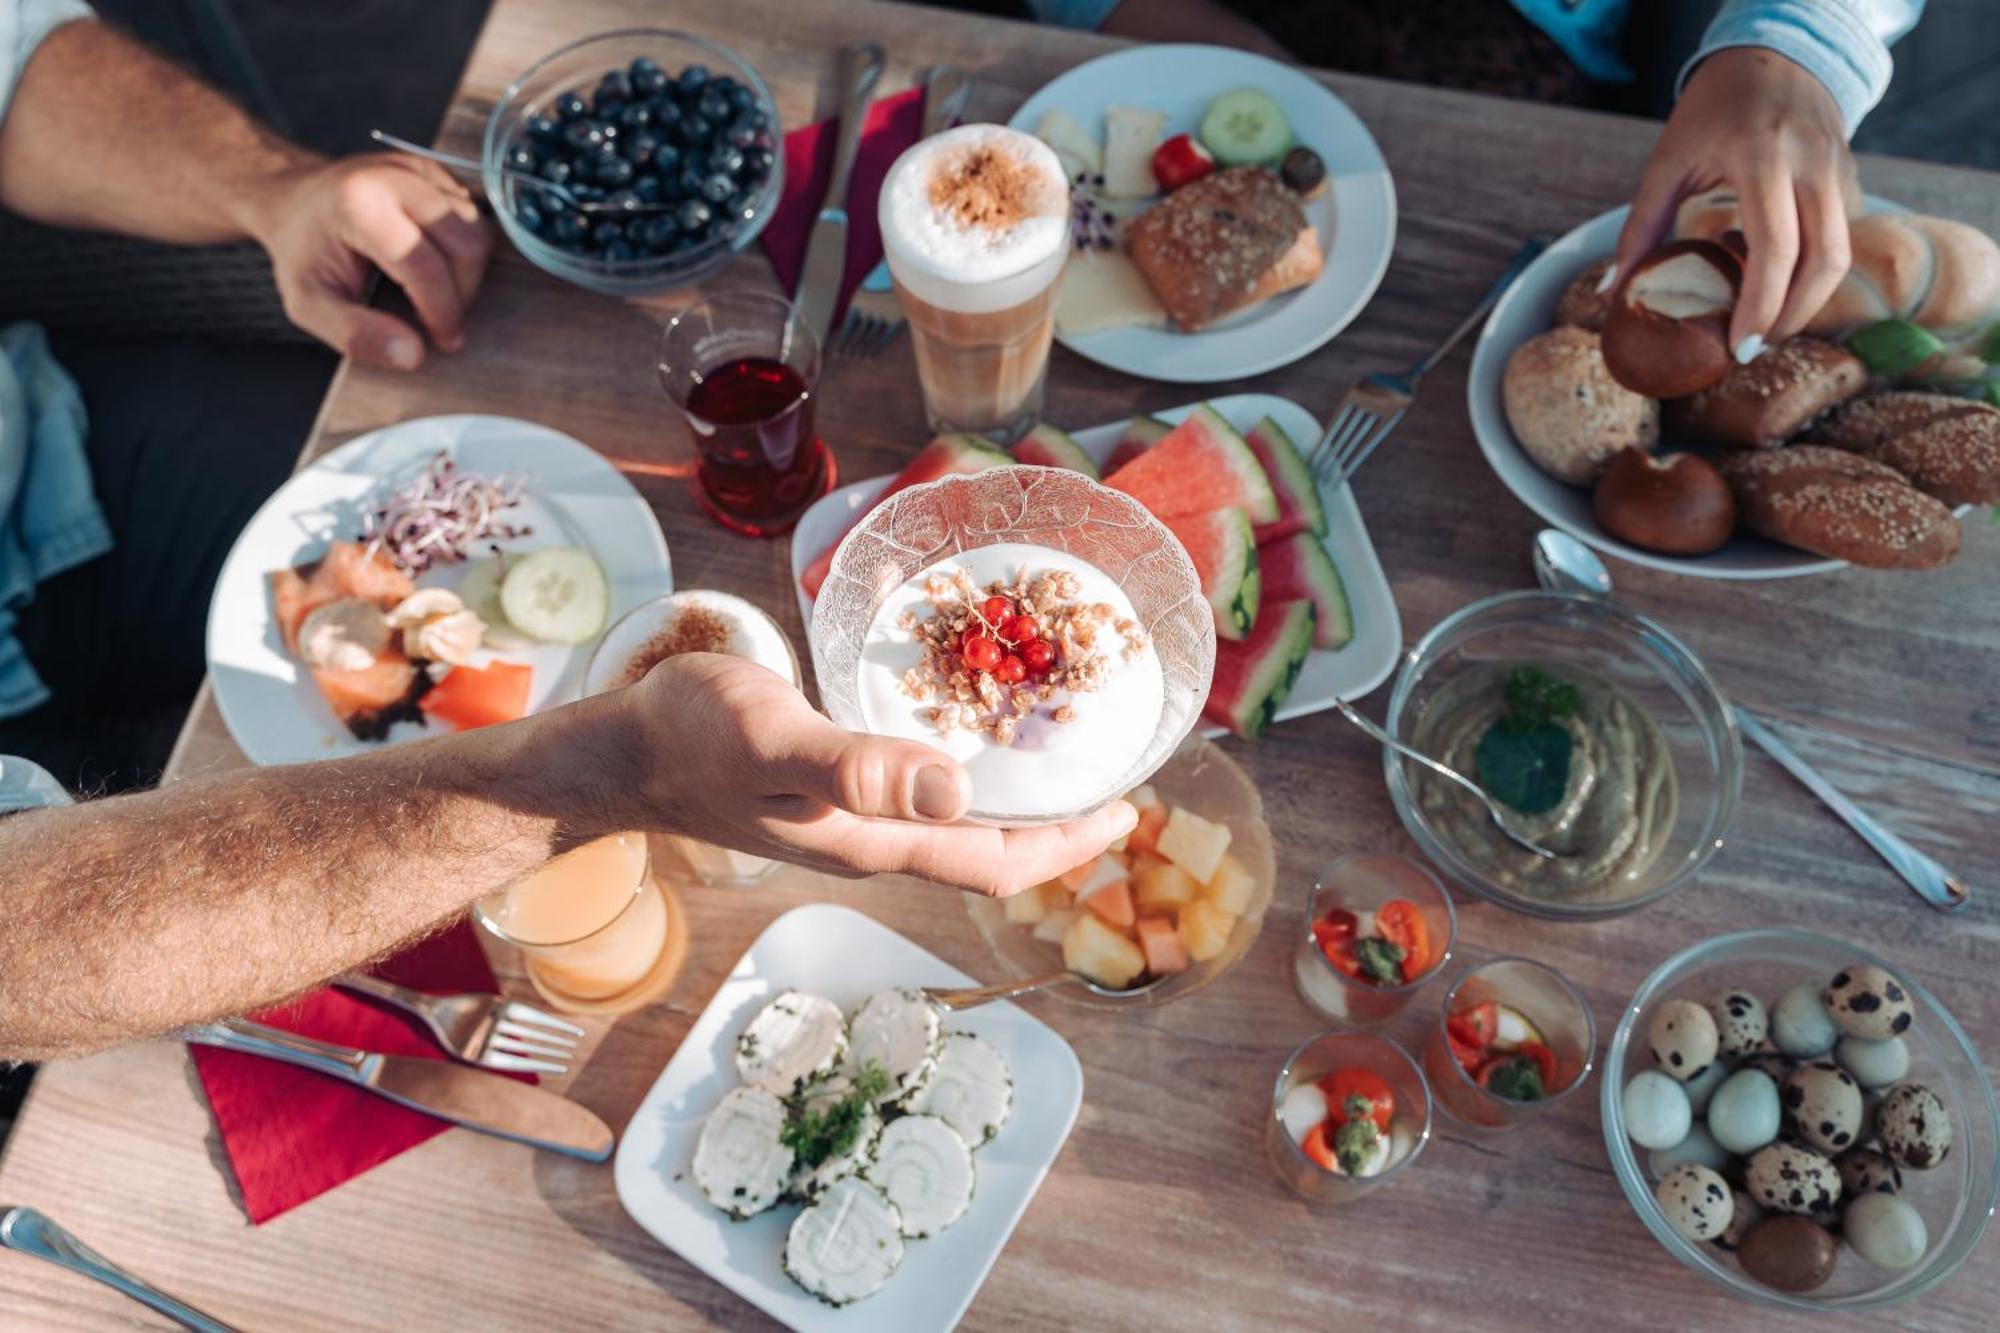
(1, 1207), (237, 1332)
(793, 42), (887, 345)
(185, 1017), (615, 1161)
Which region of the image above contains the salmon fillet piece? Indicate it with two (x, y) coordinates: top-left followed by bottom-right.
(269, 540), (427, 739)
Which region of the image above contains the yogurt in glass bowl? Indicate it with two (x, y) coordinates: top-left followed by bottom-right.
(809, 466), (1215, 825)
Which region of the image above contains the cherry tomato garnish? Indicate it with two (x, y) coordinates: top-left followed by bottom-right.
(1022, 639), (1056, 672)
(1311, 908), (1359, 946)
(994, 654), (1027, 684)
(980, 596), (1013, 624)
(1375, 898), (1434, 983)
(962, 634), (1002, 672)
(1300, 1121), (1339, 1172)
(1000, 614), (1038, 644)
(1514, 1040), (1560, 1088)
(1318, 1067), (1396, 1132)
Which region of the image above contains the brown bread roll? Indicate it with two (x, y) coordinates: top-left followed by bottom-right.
(1553, 258), (1615, 332)
(1503, 326), (1660, 485)
(1665, 337), (1867, 449)
(1717, 446), (1960, 570)
(1808, 392), (2000, 505)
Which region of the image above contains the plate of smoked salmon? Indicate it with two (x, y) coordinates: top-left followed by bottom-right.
(207, 415), (672, 766)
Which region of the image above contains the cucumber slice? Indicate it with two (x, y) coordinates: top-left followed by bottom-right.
(499, 547), (608, 644)
(1198, 88), (1292, 167)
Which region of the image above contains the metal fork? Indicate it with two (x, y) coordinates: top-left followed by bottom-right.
(1310, 236), (1549, 490)
(832, 65), (975, 360)
(333, 973), (584, 1075)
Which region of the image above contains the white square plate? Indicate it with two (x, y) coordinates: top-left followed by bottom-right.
(613, 904), (1083, 1331)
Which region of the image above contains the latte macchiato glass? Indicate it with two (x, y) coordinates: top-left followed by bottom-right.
(878, 124), (1070, 445)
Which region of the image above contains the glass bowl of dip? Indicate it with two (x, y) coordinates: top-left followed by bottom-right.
(809, 465), (1216, 826)
(1382, 590), (1741, 921)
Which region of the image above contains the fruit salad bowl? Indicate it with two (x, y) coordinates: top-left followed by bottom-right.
(964, 734), (1275, 1009)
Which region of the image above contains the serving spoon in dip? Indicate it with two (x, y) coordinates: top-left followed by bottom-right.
(1532, 528), (1968, 913)
(1333, 699), (1560, 860)
(925, 970), (1171, 1011)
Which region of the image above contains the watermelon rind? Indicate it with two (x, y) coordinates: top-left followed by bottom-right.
(1105, 404), (1279, 524)
(1011, 423), (1100, 478)
(799, 434), (1010, 598)
(1259, 531), (1353, 650)
(1245, 416), (1328, 540)
(1162, 508), (1260, 641)
(1203, 599), (1316, 740)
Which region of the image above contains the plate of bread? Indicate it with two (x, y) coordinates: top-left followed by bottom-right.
(1011, 43), (1395, 384)
(1469, 191), (1999, 579)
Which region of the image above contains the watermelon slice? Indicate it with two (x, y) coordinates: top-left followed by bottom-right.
(1161, 508), (1259, 641)
(1106, 414), (1173, 471)
(1258, 531), (1353, 650)
(1011, 423), (1099, 478)
(799, 434), (1011, 599)
(1105, 405), (1278, 524)
(1245, 416), (1327, 541)
(1203, 599), (1316, 740)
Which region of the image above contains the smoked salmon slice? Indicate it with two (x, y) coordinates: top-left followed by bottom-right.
(269, 540), (427, 739)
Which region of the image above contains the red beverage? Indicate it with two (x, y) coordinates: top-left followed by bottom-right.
(682, 356), (834, 537)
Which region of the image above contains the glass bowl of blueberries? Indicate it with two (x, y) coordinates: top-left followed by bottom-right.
(482, 30), (783, 296)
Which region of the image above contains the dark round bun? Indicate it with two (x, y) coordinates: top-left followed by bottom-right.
(1553, 258), (1616, 332)
(1592, 449), (1737, 555)
(1602, 240), (1742, 398)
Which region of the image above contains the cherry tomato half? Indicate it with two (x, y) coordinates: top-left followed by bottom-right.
(1318, 1067), (1395, 1133)
(1515, 1040), (1560, 1088)
(1375, 899), (1433, 983)
(1300, 1121), (1339, 1172)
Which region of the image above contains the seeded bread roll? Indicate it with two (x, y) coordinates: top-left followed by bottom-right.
(1717, 446), (1960, 570)
(1553, 258), (1616, 332)
(1503, 326), (1660, 485)
(1664, 337), (1867, 449)
(1808, 391), (2000, 506)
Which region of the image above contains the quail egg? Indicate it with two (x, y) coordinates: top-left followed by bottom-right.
(1655, 1162), (1733, 1242)
(1715, 1187), (1763, 1253)
(1649, 1120), (1730, 1178)
(1707, 989), (1768, 1057)
(1770, 983), (1839, 1058)
(1746, 1141), (1842, 1217)
(1648, 999), (1720, 1082)
(1739, 1048), (1795, 1086)
(1784, 1061), (1865, 1155)
(1707, 1068), (1782, 1155)
(1738, 1215), (1838, 1292)
(1623, 1070), (1693, 1151)
(1844, 1192), (1928, 1270)
(1683, 1058), (1732, 1116)
(1823, 963), (1915, 1040)
(1835, 1033), (1910, 1089)
(1835, 1146), (1903, 1197)
(1878, 1083), (1952, 1169)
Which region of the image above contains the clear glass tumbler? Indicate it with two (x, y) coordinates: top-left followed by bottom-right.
(1423, 956), (1597, 1131)
(1268, 1031), (1432, 1205)
(1293, 852), (1457, 1027)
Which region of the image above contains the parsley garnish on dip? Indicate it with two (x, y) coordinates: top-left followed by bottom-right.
(1475, 665), (1581, 815)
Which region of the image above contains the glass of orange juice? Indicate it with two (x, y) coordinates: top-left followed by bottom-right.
(474, 831), (679, 1015)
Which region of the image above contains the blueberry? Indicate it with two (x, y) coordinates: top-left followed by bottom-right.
(525, 114), (561, 143)
(742, 146), (774, 179)
(604, 240), (638, 262)
(675, 198), (712, 233)
(507, 143), (539, 173)
(603, 188), (642, 211)
(594, 155), (636, 187)
(674, 114), (713, 148)
(631, 59), (669, 98)
(617, 102), (652, 131)
(675, 65), (711, 97)
(569, 183), (606, 204)
(539, 156), (575, 186)
(723, 190), (754, 222)
(632, 173), (664, 204)
(551, 90), (588, 121)
(636, 214), (679, 251)
(599, 70), (633, 103)
(675, 165), (707, 200)
(651, 142), (682, 176)
(625, 131), (662, 168)
(562, 119), (607, 152)
(551, 211), (588, 244)
(697, 171), (734, 204)
(722, 119), (759, 151)
(696, 89), (732, 123)
(514, 199), (545, 233)
(727, 84), (756, 113)
(707, 145), (745, 176)
(650, 97), (682, 128)
(591, 219), (624, 247)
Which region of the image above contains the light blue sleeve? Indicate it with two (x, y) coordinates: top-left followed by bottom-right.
(1683, 0), (1925, 137)
(0, 754), (70, 811)
(1, 0), (96, 125)
(1023, 0), (1125, 31)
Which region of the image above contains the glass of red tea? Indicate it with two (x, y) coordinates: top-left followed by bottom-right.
(658, 290), (835, 536)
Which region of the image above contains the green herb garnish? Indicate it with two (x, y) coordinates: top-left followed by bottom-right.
(782, 1062), (891, 1167)
(1501, 665), (1580, 730)
(1353, 936), (1406, 986)
(1476, 666), (1580, 815)
(1334, 1100), (1383, 1175)
(1484, 1056), (1546, 1102)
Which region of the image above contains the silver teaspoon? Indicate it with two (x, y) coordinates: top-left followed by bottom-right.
(1334, 698), (1560, 860)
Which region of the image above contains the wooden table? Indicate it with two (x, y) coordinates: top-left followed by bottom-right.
(3, 1), (1996, 1328)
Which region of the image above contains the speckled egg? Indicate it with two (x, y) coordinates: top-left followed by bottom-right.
(1823, 963), (1914, 1041)
(1683, 1058), (1732, 1117)
(1878, 1084), (1952, 1169)
(1656, 1163), (1734, 1242)
(1845, 1192), (1928, 1270)
(1746, 1142), (1842, 1217)
(1836, 1034), (1911, 1089)
(1784, 1061), (1865, 1155)
(1649, 999), (1721, 1082)
(1771, 983), (1839, 1058)
(1715, 1187), (1764, 1253)
(1740, 1048), (1796, 1086)
(1708, 1068), (1782, 1155)
(1707, 989), (1769, 1057)
(1623, 1070), (1693, 1151)
(1836, 1147), (1903, 1197)
(1738, 1215), (1838, 1292)
(1649, 1121), (1731, 1179)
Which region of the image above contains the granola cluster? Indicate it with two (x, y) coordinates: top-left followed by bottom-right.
(896, 563), (1149, 746)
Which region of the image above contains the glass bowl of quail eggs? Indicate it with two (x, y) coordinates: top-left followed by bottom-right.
(1603, 928), (1997, 1312)
(482, 30), (784, 296)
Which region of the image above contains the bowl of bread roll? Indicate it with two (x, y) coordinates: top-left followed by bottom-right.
(1468, 191), (1999, 578)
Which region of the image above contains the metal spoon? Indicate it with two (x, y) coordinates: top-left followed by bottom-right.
(0, 1206), (238, 1332)
(1334, 699), (1560, 860)
(1531, 529), (1969, 913)
(369, 130), (673, 215)
(924, 969), (1169, 1011)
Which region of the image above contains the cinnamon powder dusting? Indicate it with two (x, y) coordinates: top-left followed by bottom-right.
(615, 606), (732, 687)
(928, 146), (1035, 230)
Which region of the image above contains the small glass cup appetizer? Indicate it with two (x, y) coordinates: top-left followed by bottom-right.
(1268, 1031), (1432, 1205)
(1423, 956), (1597, 1131)
(1292, 852), (1456, 1028)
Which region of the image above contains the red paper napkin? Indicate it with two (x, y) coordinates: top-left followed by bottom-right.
(760, 87), (924, 325)
(188, 921), (514, 1224)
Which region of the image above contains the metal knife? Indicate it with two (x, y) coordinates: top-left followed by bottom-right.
(186, 1017), (615, 1161)
(793, 41), (887, 345)
(1, 1206), (238, 1332)
(860, 63), (975, 293)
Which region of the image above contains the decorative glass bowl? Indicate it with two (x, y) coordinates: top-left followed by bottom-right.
(810, 466), (1216, 825)
(1603, 929), (1998, 1312)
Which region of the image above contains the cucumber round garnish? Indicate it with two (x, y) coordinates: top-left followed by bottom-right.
(1198, 87), (1292, 167)
(499, 546), (608, 644)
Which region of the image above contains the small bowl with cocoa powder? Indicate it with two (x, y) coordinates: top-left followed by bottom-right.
(584, 589), (800, 697)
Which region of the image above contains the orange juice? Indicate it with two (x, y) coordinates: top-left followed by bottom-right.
(479, 832), (668, 1005)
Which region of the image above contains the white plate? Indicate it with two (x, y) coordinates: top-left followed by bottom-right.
(613, 904), (1082, 1332)
(789, 393), (1403, 731)
(207, 414), (672, 766)
(1008, 44), (1396, 383)
(1467, 200), (1905, 581)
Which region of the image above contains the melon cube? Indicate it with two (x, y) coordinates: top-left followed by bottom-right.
(1134, 861), (1200, 911)
(1070, 854), (1129, 904)
(1063, 913), (1147, 989)
(1126, 784), (1162, 810)
(1202, 854), (1258, 916)
(1005, 881), (1058, 925)
(1135, 916), (1191, 976)
(1177, 899), (1238, 963)
(1034, 907), (1080, 943)
(1085, 879), (1136, 930)
(1157, 807), (1233, 883)
(1127, 803), (1169, 855)
(1060, 853), (1118, 894)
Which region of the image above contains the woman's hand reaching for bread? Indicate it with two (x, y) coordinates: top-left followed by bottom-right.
(1609, 47), (1859, 366)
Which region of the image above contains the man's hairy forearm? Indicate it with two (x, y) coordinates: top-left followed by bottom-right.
(0, 705), (631, 1061)
(0, 19), (313, 242)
